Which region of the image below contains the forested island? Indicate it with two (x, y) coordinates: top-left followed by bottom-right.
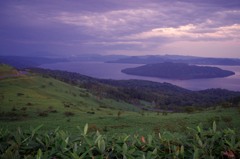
(122, 62), (235, 80)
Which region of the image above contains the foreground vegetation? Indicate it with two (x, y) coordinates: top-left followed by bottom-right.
(0, 64), (240, 158)
(1, 122), (239, 159)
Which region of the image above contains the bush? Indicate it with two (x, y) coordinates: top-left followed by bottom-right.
(26, 102), (33, 106)
(184, 106), (196, 113)
(48, 106), (57, 113)
(37, 111), (48, 117)
(21, 107), (27, 111)
(64, 111), (74, 117)
(49, 110), (58, 113)
(0, 112), (28, 121)
(11, 107), (17, 111)
(87, 111), (95, 114)
(221, 115), (233, 123)
(17, 93), (24, 96)
(207, 116), (220, 124)
(162, 111), (168, 116)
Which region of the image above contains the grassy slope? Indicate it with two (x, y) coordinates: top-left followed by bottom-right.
(0, 68), (240, 136)
(0, 64), (19, 76)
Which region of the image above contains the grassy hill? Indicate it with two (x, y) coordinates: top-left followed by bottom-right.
(0, 65), (240, 136)
(0, 73), (142, 133)
(0, 64), (20, 77)
(31, 68), (240, 110)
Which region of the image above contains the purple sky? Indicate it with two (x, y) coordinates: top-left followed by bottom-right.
(0, 0), (240, 58)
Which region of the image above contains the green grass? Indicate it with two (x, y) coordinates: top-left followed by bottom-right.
(0, 71), (240, 136)
(0, 64), (18, 76)
(1, 122), (240, 159)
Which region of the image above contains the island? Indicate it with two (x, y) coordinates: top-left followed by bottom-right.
(121, 62), (235, 80)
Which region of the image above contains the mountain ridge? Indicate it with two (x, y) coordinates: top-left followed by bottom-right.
(107, 55), (240, 66)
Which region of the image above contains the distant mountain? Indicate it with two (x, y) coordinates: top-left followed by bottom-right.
(0, 56), (67, 68)
(107, 55), (240, 66)
(66, 54), (128, 62)
(122, 62), (235, 80)
(0, 54), (128, 69)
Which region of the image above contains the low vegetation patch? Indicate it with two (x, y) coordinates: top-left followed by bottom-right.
(0, 122), (239, 159)
(0, 111), (28, 121)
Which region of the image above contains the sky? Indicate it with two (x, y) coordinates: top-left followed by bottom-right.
(0, 0), (240, 58)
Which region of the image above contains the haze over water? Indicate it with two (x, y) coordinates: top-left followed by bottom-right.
(40, 62), (240, 91)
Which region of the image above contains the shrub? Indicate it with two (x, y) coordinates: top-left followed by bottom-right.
(88, 124), (100, 133)
(22, 113), (28, 117)
(207, 116), (220, 124)
(48, 106), (57, 113)
(117, 110), (122, 118)
(21, 107), (27, 111)
(87, 111), (95, 114)
(64, 111), (74, 117)
(17, 93), (24, 96)
(26, 102), (33, 106)
(38, 111), (48, 117)
(107, 112), (113, 115)
(162, 111), (168, 116)
(221, 116), (233, 123)
(184, 106), (196, 113)
(49, 110), (58, 113)
(11, 107), (17, 111)
(0, 112), (23, 121)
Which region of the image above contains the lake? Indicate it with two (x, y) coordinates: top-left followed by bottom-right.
(40, 62), (240, 91)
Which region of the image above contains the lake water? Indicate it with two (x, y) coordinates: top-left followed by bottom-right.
(40, 62), (240, 91)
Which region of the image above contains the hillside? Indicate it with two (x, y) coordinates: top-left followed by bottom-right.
(0, 66), (141, 132)
(121, 62), (235, 80)
(0, 65), (240, 137)
(0, 64), (18, 76)
(31, 68), (240, 111)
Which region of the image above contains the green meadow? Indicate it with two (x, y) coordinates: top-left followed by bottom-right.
(0, 67), (240, 136)
(1, 64), (240, 158)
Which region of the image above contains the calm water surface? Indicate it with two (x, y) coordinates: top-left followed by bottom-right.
(40, 62), (240, 91)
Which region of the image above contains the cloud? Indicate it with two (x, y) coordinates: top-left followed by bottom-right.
(54, 8), (158, 35)
(84, 41), (142, 46)
(121, 23), (240, 41)
(0, 0), (239, 57)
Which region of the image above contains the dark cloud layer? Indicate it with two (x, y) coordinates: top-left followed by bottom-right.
(0, 0), (239, 57)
